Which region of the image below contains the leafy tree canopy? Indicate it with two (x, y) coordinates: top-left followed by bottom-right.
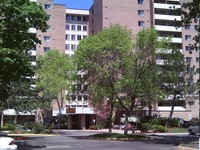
(0, 0), (48, 104)
(75, 24), (133, 132)
(36, 50), (74, 107)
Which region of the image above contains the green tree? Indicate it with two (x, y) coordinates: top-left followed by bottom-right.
(75, 25), (133, 133)
(116, 29), (165, 134)
(0, 0), (48, 106)
(156, 45), (195, 119)
(36, 50), (74, 128)
(0, 0), (48, 127)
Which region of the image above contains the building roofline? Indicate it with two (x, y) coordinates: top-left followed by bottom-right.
(66, 8), (89, 15)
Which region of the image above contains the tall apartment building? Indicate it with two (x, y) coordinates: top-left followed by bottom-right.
(89, 0), (199, 121)
(65, 9), (89, 55)
(5, 0), (197, 128)
(31, 0), (96, 129)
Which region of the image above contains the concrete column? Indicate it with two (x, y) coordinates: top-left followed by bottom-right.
(67, 115), (72, 129)
(81, 115), (86, 130)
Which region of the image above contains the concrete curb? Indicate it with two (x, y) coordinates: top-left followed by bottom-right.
(8, 133), (58, 137)
(177, 145), (199, 150)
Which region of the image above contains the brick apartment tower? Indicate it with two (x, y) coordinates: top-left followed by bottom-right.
(89, 0), (199, 121)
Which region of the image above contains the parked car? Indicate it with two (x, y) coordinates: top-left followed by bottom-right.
(188, 122), (199, 135)
(0, 133), (18, 150)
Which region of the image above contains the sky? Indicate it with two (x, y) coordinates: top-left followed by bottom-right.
(54, 0), (93, 10)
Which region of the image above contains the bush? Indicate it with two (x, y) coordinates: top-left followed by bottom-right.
(24, 122), (52, 134)
(152, 125), (166, 132)
(89, 125), (98, 130)
(1, 123), (16, 131)
(169, 118), (179, 127)
(33, 123), (46, 134)
(24, 122), (35, 131)
(141, 123), (152, 131)
(96, 123), (104, 129)
(149, 118), (161, 125)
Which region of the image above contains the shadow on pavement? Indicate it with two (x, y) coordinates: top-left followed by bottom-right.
(12, 136), (47, 150)
(138, 134), (199, 149)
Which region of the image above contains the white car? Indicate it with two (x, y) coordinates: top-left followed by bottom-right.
(188, 122), (199, 135)
(0, 136), (18, 150)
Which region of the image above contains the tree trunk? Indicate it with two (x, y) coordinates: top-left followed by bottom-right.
(35, 108), (44, 124)
(169, 93), (176, 119)
(14, 112), (17, 124)
(58, 89), (65, 129)
(148, 101), (152, 118)
(124, 114), (128, 135)
(0, 112), (3, 129)
(108, 103), (114, 133)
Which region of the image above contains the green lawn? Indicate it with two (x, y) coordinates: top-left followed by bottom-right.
(88, 133), (148, 140)
(168, 128), (188, 133)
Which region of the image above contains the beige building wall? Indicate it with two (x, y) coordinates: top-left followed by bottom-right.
(36, 0), (66, 55)
(90, 0), (153, 35)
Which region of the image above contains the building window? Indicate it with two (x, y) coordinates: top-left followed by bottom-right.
(44, 47), (50, 52)
(186, 57), (192, 63)
(66, 24), (70, 30)
(77, 35), (82, 41)
(83, 95), (88, 101)
(71, 25), (76, 30)
(186, 46), (191, 51)
(48, 15), (51, 20)
(197, 68), (200, 73)
(46, 25), (51, 31)
(66, 15), (70, 21)
(71, 44), (76, 50)
(30, 56), (36, 62)
(30, 46), (36, 51)
(78, 95), (82, 101)
(71, 95), (76, 100)
(44, 36), (51, 42)
(66, 34), (70, 40)
(196, 57), (199, 62)
(83, 35), (87, 39)
(195, 25), (199, 31)
(184, 25), (190, 30)
(71, 34), (76, 40)
(138, 10), (144, 16)
(44, 4), (51, 10)
(138, 21), (145, 27)
(71, 15), (76, 21)
(77, 16), (82, 21)
(185, 35), (191, 40)
(77, 25), (81, 31)
(65, 44), (70, 50)
(83, 26), (87, 31)
(138, 0), (144, 4)
(83, 16), (88, 22)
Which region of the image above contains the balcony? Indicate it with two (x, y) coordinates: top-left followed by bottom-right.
(31, 62), (36, 66)
(28, 28), (37, 33)
(154, 14), (181, 21)
(156, 49), (183, 54)
(154, 3), (181, 10)
(29, 50), (36, 56)
(65, 50), (75, 55)
(155, 25), (181, 32)
(158, 106), (186, 112)
(158, 36), (182, 43)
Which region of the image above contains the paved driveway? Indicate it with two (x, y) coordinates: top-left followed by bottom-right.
(16, 129), (199, 150)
